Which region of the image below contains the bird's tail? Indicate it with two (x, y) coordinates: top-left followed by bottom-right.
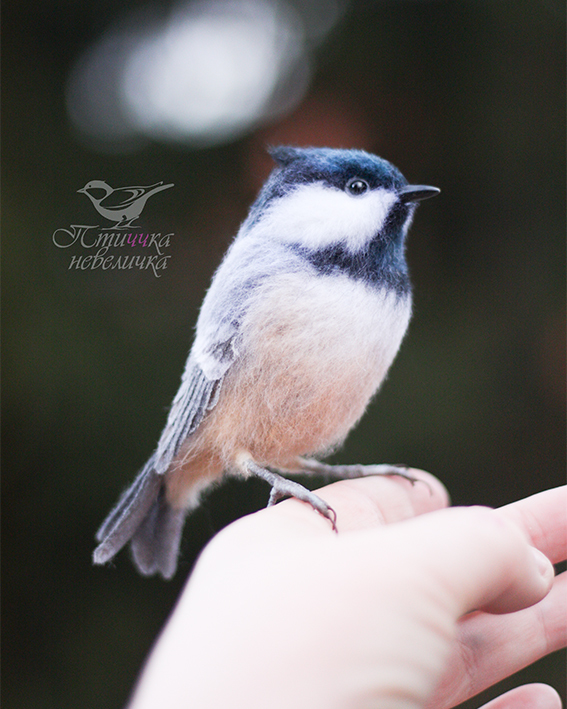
(93, 455), (186, 580)
(147, 182), (175, 195)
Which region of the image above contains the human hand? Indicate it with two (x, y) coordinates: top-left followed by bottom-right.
(129, 474), (566, 709)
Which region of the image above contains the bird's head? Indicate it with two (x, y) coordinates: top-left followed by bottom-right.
(246, 147), (439, 258)
(77, 180), (112, 197)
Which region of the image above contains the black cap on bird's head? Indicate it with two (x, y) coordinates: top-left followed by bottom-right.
(268, 145), (407, 193)
(267, 145), (440, 204)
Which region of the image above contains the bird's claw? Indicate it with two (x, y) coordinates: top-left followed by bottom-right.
(243, 460), (338, 531)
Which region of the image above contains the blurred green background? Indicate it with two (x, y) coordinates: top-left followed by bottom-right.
(3, 1), (565, 707)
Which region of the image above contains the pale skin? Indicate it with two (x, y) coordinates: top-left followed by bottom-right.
(129, 474), (566, 709)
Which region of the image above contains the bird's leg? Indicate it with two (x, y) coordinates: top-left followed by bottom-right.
(240, 459), (337, 531)
(115, 218), (141, 229)
(294, 458), (421, 486)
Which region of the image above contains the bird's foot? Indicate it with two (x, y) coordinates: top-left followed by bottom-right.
(242, 460), (337, 531)
(297, 459), (423, 487)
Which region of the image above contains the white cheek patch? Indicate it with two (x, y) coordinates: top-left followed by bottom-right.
(254, 183), (397, 253)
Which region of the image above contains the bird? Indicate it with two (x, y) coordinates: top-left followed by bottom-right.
(77, 180), (174, 228)
(93, 146), (439, 579)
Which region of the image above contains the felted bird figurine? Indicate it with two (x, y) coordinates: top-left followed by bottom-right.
(77, 180), (174, 228)
(93, 146), (439, 580)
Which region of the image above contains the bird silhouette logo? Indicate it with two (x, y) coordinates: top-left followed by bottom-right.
(77, 180), (174, 228)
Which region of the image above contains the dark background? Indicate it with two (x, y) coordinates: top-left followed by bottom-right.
(3, 1), (565, 707)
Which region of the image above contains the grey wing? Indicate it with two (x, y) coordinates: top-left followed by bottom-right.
(93, 352), (232, 571)
(153, 356), (223, 475)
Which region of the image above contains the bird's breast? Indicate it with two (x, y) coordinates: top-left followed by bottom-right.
(202, 270), (412, 467)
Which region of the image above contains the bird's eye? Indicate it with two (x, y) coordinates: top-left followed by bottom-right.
(345, 178), (369, 196)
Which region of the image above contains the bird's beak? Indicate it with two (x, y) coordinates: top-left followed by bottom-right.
(399, 185), (440, 203)
(77, 188), (86, 194)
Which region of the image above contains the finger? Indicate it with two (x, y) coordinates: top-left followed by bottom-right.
(476, 684), (562, 709)
(270, 468), (449, 534)
(427, 573), (567, 708)
(497, 486), (567, 563)
(375, 506), (555, 617)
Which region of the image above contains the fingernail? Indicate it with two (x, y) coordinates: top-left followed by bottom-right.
(531, 547), (554, 581)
